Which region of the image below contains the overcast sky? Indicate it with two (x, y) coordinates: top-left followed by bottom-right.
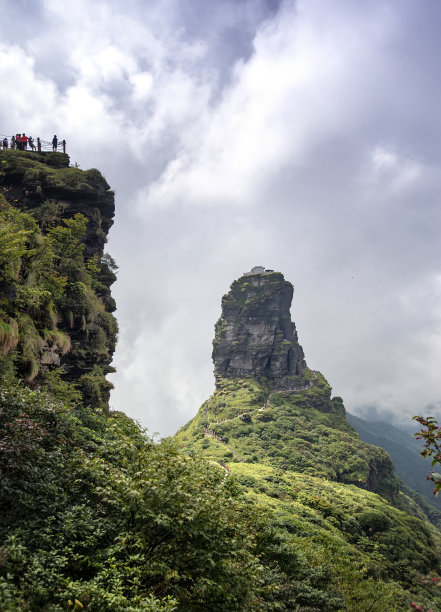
(1, 0), (441, 435)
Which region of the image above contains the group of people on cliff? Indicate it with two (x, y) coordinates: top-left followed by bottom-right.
(3, 133), (35, 151)
(2, 134), (59, 152)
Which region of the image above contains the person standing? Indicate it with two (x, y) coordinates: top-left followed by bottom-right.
(2, 137), (8, 149)
(16, 134), (22, 150)
(28, 136), (35, 151)
(52, 135), (58, 151)
(11, 135), (15, 149)
(22, 133), (28, 150)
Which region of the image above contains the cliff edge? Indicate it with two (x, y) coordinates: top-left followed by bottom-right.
(0, 150), (117, 410)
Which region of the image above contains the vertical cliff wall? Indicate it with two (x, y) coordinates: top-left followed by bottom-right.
(212, 269), (306, 387)
(0, 150), (117, 409)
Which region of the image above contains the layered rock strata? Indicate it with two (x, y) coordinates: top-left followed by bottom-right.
(212, 269), (306, 387)
(0, 151), (115, 258)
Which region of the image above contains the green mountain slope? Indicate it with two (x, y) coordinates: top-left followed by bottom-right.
(177, 374), (398, 496)
(175, 268), (441, 610)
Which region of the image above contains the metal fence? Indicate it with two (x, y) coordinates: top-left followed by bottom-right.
(0, 133), (66, 154)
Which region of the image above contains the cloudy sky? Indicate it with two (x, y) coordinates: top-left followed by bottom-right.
(1, 0), (441, 435)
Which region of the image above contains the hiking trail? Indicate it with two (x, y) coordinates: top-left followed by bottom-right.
(204, 371), (318, 462)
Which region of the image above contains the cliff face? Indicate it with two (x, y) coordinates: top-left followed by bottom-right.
(0, 150), (117, 410)
(0, 150), (115, 258)
(213, 269), (306, 387)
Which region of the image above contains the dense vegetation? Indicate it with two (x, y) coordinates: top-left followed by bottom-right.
(2, 152), (441, 610)
(175, 376), (441, 610)
(414, 416), (441, 496)
(4, 376), (441, 611)
(0, 381), (273, 610)
(177, 376), (398, 494)
(0, 179), (117, 409)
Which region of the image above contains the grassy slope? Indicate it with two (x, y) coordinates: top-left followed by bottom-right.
(176, 374), (396, 492)
(174, 374), (441, 609)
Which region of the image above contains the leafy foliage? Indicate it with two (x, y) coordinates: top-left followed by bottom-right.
(175, 376), (441, 609)
(414, 416), (441, 496)
(4, 377), (434, 610)
(0, 380), (280, 611)
(0, 186), (117, 408)
(177, 375), (398, 495)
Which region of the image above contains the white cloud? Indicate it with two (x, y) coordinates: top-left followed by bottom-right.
(130, 72), (154, 101)
(134, 0), (404, 213)
(365, 145), (423, 195)
(0, 44), (58, 134)
(1, 0), (441, 435)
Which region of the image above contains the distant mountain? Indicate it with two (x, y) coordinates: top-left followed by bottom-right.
(347, 412), (441, 511)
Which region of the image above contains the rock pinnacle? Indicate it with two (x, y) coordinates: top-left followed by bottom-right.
(212, 267), (306, 387)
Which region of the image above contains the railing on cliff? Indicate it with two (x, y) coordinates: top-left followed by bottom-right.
(1, 133), (67, 154)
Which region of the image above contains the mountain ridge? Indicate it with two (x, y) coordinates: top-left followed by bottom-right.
(347, 412), (441, 513)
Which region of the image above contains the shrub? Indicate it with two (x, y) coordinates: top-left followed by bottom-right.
(0, 381), (280, 611)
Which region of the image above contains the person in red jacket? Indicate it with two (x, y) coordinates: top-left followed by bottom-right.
(21, 133), (28, 150)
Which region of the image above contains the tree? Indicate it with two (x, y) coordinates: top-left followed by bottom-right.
(414, 416), (441, 495)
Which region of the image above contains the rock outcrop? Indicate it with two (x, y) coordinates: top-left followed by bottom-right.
(0, 150), (117, 409)
(0, 151), (115, 258)
(212, 267), (306, 387)
(177, 268), (401, 502)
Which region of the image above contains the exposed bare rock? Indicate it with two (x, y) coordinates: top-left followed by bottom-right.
(212, 268), (306, 387)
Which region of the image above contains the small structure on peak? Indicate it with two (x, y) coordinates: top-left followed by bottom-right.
(243, 266), (275, 276)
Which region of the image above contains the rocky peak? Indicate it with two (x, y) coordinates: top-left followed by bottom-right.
(212, 268), (306, 387)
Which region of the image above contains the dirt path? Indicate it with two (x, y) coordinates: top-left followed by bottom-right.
(204, 429), (245, 462)
(204, 371), (318, 462)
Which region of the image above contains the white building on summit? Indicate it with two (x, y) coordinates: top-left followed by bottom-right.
(243, 266), (275, 276)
